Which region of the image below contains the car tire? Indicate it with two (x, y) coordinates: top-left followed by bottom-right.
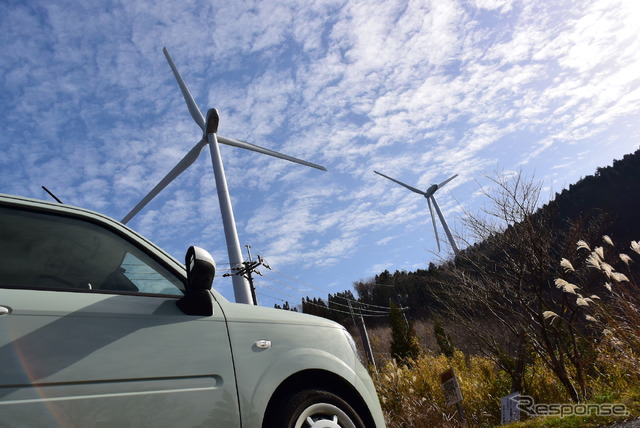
(274, 389), (366, 428)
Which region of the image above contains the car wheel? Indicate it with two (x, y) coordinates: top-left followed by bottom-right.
(277, 389), (366, 428)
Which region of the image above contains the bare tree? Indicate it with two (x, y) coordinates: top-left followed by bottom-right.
(435, 170), (606, 402)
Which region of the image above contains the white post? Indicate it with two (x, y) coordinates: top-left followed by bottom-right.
(206, 109), (253, 304)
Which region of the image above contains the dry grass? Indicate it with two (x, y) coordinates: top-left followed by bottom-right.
(371, 349), (638, 428)
(373, 351), (510, 427)
(347, 238), (640, 427)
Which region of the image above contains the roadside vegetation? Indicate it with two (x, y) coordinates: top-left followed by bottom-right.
(368, 214), (640, 425)
(367, 308), (640, 427)
(287, 151), (640, 427)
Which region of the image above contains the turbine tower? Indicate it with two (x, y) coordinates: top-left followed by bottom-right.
(374, 171), (460, 255)
(122, 48), (326, 304)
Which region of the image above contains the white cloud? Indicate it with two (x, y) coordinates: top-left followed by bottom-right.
(1, 0), (639, 304)
(473, 0), (514, 12)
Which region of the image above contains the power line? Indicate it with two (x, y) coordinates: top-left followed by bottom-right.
(213, 250), (394, 313)
(259, 272), (313, 297)
(256, 289), (396, 319)
(258, 273), (389, 315)
(257, 281), (304, 301)
(267, 268), (394, 310)
(299, 299), (390, 318)
(257, 291), (295, 306)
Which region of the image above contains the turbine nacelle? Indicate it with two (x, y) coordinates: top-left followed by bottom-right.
(206, 108), (219, 135)
(374, 170), (460, 255)
(424, 184), (439, 198)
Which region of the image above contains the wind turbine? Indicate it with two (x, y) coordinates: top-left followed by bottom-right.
(122, 48), (326, 304)
(374, 170), (460, 255)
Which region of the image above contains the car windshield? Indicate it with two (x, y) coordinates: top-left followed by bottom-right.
(0, 205), (184, 295)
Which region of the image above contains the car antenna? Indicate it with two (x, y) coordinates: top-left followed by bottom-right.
(42, 186), (63, 204)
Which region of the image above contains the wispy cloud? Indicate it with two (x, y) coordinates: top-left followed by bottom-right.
(1, 0), (638, 304)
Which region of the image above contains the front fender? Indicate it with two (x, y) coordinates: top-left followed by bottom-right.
(249, 346), (357, 403)
(236, 340), (357, 427)
(216, 302), (383, 427)
(224, 321), (357, 427)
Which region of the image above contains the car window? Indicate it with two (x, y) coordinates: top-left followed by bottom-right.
(0, 205), (184, 295)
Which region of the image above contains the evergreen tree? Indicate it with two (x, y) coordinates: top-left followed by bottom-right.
(433, 319), (455, 358)
(389, 302), (421, 364)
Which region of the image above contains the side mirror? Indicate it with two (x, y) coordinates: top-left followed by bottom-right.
(177, 246), (216, 316)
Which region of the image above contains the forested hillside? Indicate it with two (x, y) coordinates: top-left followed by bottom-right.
(291, 149), (640, 322)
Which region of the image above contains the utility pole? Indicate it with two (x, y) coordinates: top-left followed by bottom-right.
(394, 294), (411, 330)
(348, 301), (376, 371)
(224, 245), (270, 305)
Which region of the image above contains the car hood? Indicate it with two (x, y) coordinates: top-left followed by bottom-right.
(215, 298), (344, 330)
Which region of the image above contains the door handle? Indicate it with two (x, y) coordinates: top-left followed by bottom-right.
(0, 306), (11, 315)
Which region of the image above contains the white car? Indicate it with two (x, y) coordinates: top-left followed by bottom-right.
(0, 194), (385, 427)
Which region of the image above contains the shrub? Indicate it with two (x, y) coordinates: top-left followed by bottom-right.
(374, 351), (511, 427)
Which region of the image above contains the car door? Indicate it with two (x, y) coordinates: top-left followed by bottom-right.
(0, 202), (240, 427)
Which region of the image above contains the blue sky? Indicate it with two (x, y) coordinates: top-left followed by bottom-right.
(1, 0), (639, 307)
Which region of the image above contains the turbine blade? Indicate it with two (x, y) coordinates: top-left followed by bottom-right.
(428, 197), (441, 252)
(163, 48), (325, 172)
(374, 171), (426, 195)
(121, 138), (207, 224)
(431, 195), (460, 255)
(218, 136), (327, 171)
(438, 174), (458, 189)
(163, 47), (206, 131)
